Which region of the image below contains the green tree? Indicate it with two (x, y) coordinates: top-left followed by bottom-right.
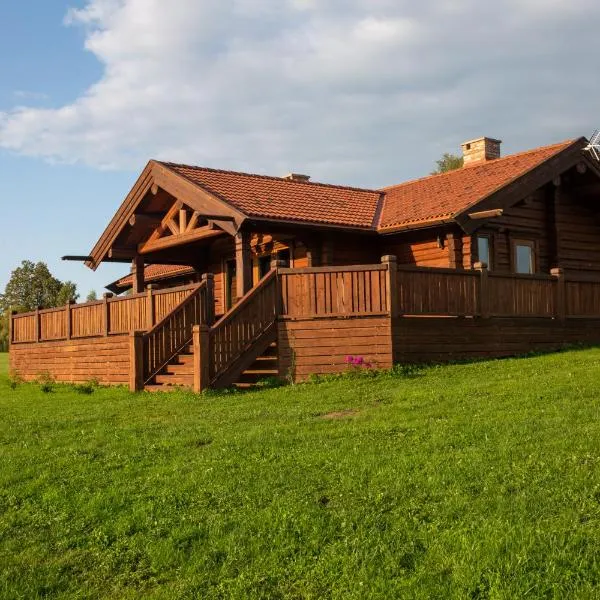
(56, 281), (79, 306)
(86, 290), (98, 302)
(0, 261), (80, 350)
(432, 153), (464, 174)
(0, 261), (64, 312)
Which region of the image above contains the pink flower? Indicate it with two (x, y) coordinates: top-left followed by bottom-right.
(344, 355), (354, 364)
(353, 356), (364, 366)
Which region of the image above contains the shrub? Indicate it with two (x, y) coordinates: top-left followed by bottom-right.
(35, 371), (55, 393)
(8, 370), (24, 390)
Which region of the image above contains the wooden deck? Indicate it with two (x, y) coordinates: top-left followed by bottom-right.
(10, 258), (600, 388)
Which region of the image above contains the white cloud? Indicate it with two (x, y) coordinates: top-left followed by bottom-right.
(1, 0), (599, 185)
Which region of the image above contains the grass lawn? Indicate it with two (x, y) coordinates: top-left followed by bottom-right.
(0, 353), (7, 377)
(2, 350), (600, 598)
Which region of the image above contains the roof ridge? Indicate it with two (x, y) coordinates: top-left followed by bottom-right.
(158, 161), (381, 195)
(380, 138), (577, 192)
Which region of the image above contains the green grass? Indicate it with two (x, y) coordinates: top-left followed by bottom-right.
(0, 353), (7, 377)
(2, 350), (600, 599)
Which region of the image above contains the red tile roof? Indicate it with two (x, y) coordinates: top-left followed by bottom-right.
(160, 162), (382, 229)
(111, 264), (195, 290)
(378, 140), (576, 230)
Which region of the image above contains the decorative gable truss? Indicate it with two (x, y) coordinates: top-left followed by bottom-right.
(137, 200), (232, 255)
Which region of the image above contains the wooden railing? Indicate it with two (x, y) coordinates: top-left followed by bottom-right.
(278, 263), (390, 318)
(397, 266), (479, 316)
(141, 279), (212, 384)
(209, 270), (279, 382)
(10, 283), (199, 344)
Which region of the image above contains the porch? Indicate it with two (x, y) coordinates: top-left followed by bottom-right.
(9, 258), (600, 390)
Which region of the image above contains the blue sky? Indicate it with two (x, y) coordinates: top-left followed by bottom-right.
(1, 0), (599, 298)
(0, 1), (134, 296)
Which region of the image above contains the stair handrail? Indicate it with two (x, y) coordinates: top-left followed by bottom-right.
(210, 269), (279, 383)
(142, 277), (211, 383)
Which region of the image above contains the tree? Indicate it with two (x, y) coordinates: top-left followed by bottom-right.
(56, 281), (79, 306)
(0, 261), (64, 312)
(86, 290), (98, 302)
(432, 153), (463, 174)
(0, 261), (80, 350)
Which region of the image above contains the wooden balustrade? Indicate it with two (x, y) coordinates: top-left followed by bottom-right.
(488, 273), (556, 317)
(278, 264), (389, 318)
(396, 265), (479, 316)
(210, 270), (279, 382)
(10, 283), (199, 344)
(141, 278), (212, 385)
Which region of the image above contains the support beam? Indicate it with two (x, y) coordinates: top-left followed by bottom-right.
(131, 255), (145, 294)
(128, 213), (163, 227)
(235, 231), (253, 299)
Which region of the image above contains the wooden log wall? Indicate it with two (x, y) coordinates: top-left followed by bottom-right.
(278, 316), (393, 381)
(393, 317), (600, 364)
(9, 335), (130, 384)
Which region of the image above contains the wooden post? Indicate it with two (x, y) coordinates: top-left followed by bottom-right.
(35, 306), (41, 342)
(193, 324), (210, 393)
(129, 331), (144, 392)
(146, 284), (157, 330)
(551, 267), (566, 321)
(9, 310), (16, 346)
(475, 261), (489, 318)
(65, 300), (75, 340)
(103, 293), (113, 336)
(381, 255), (398, 318)
(131, 255), (145, 294)
(235, 231), (252, 299)
(201, 274), (215, 326)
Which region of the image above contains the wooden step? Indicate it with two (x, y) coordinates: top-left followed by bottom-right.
(163, 363), (194, 375)
(144, 384), (191, 392)
(154, 374), (194, 386)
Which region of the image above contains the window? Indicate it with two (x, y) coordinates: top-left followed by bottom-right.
(476, 235), (491, 269)
(513, 240), (535, 274)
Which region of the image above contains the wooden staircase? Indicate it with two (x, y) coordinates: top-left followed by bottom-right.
(144, 340), (279, 391)
(139, 270), (281, 392)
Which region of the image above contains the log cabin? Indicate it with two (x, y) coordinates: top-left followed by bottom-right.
(10, 135), (600, 390)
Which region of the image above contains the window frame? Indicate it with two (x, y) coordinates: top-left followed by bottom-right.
(475, 233), (493, 270)
(512, 238), (536, 274)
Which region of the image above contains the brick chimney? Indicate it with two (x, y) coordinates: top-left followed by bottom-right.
(461, 137), (502, 166)
(283, 173), (310, 182)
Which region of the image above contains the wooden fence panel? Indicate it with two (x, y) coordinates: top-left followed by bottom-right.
(488, 274), (555, 317)
(39, 308), (67, 341)
(154, 288), (193, 323)
(71, 303), (105, 338)
(109, 295), (147, 334)
(397, 267), (479, 316)
(12, 314), (36, 343)
(278, 265), (388, 318)
(565, 280), (600, 316)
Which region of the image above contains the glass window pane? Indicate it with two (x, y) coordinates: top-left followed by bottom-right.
(515, 244), (533, 274)
(477, 236), (489, 266)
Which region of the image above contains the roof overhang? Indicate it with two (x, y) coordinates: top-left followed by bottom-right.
(455, 137), (593, 233)
(86, 161), (248, 270)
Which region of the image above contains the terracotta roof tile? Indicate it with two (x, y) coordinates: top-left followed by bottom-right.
(112, 264), (195, 289)
(378, 140), (577, 230)
(160, 162), (382, 229)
